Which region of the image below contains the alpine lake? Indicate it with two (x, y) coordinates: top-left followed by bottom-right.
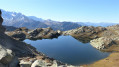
(24, 35), (109, 65)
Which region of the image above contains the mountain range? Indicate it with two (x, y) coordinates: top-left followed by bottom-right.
(1, 9), (81, 31)
(1, 9), (119, 31)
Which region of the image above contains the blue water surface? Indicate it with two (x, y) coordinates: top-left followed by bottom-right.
(24, 36), (109, 65)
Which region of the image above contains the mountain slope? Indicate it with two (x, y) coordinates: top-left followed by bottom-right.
(2, 9), (47, 28)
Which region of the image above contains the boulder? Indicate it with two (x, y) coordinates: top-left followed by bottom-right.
(20, 60), (32, 67)
(90, 37), (115, 50)
(31, 60), (47, 67)
(57, 30), (62, 34)
(51, 60), (58, 67)
(0, 45), (19, 67)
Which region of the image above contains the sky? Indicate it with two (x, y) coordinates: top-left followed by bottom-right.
(0, 0), (119, 23)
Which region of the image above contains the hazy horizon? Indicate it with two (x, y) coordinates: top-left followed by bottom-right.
(0, 0), (119, 23)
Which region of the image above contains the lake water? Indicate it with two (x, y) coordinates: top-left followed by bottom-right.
(24, 36), (109, 65)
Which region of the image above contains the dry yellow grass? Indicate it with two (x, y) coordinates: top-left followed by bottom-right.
(82, 53), (119, 67)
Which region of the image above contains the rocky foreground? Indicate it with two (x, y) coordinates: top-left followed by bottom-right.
(0, 10), (78, 67)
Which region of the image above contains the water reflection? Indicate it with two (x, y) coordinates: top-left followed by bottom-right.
(24, 36), (109, 65)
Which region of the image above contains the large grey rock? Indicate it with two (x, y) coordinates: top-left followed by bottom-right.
(51, 60), (58, 67)
(0, 45), (19, 67)
(31, 60), (47, 67)
(20, 60), (32, 67)
(90, 37), (115, 50)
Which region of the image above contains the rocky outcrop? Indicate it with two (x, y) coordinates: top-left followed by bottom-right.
(89, 25), (119, 50)
(63, 26), (106, 35)
(90, 37), (115, 50)
(5, 27), (29, 41)
(6, 27), (61, 40)
(0, 10), (3, 26)
(63, 26), (106, 40)
(0, 45), (19, 67)
(0, 10), (5, 33)
(63, 26), (106, 43)
(27, 27), (61, 40)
